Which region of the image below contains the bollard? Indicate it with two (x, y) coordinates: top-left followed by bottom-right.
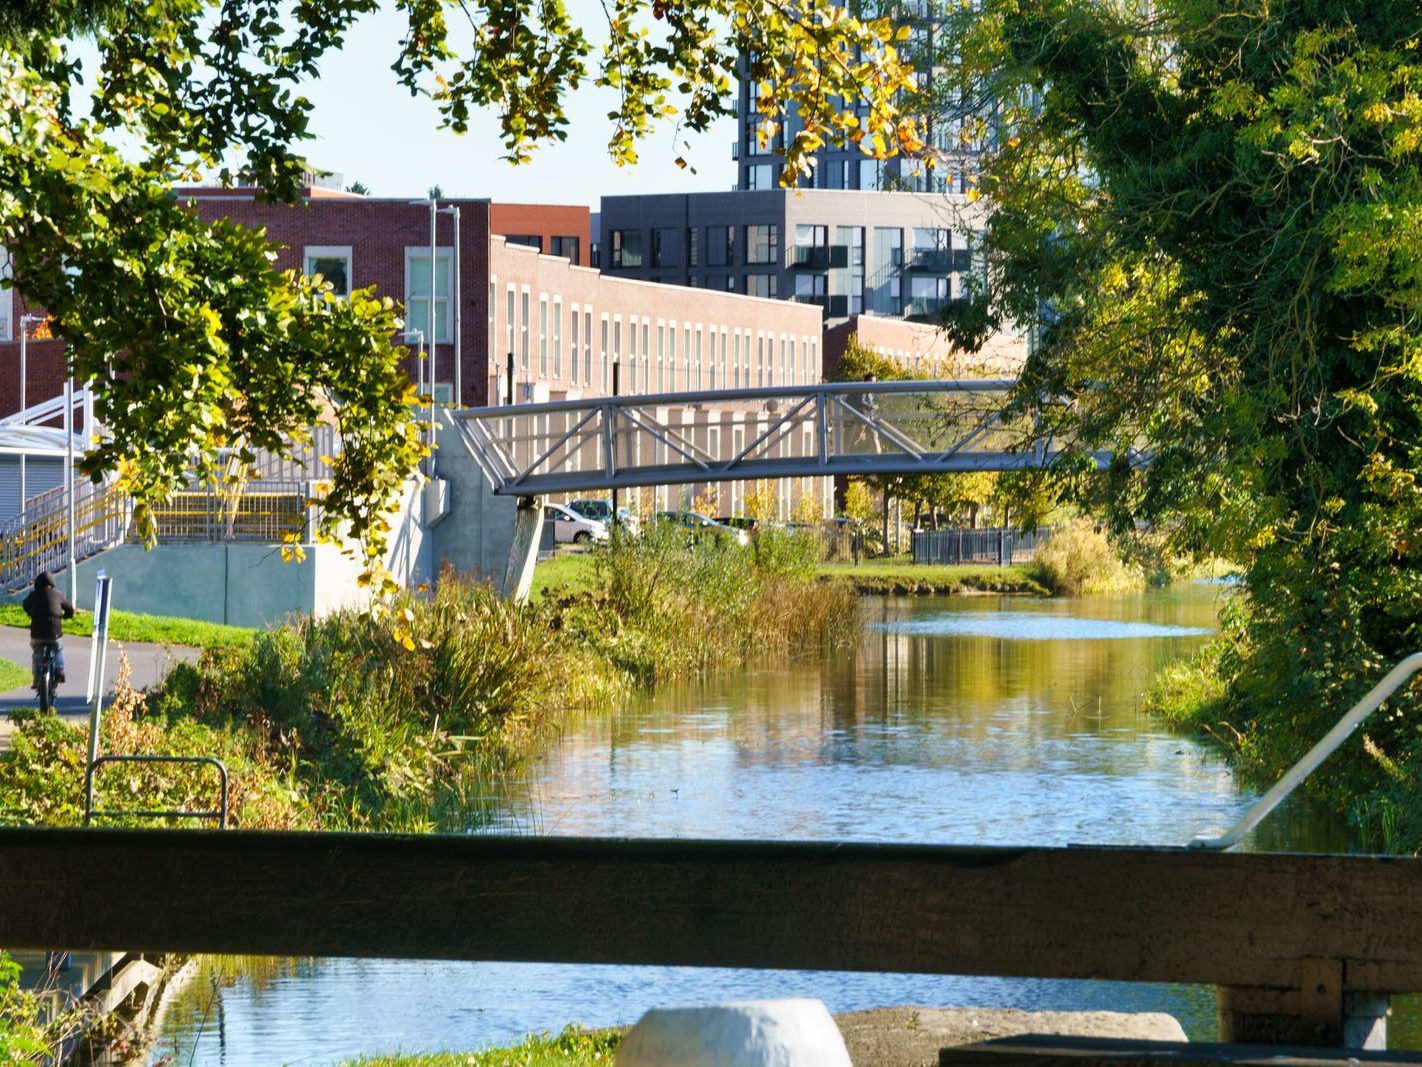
(615, 998), (852, 1067)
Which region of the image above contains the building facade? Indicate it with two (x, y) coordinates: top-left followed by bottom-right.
(181, 186), (592, 407)
(598, 189), (980, 326)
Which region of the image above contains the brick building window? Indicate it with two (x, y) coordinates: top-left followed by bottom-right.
(583, 309), (592, 385)
(570, 305), (580, 382)
(628, 317), (638, 392)
(610, 230), (643, 268)
(651, 229), (676, 268)
(539, 297), (549, 376)
(405, 247), (452, 343)
(550, 236), (579, 263)
(505, 287), (516, 364)
(506, 235), (542, 251)
(553, 298), (563, 378)
(304, 245), (352, 297)
(745, 224), (779, 265)
(746, 273), (777, 298)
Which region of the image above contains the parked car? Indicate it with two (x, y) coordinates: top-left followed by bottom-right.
(655, 510), (751, 546)
(719, 516), (763, 538)
(568, 499), (641, 537)
(544, 502), (609, 544)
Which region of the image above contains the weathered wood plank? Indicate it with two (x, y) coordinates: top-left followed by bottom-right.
(939, 1034), (1422, 1066)
(3, 829), (1422, 992)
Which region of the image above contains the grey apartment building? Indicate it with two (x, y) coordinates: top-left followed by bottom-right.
(598, 189), (978, 324)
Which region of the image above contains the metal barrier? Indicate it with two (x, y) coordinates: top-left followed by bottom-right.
(913, 527), (1051, 566)
(83, 755), (229, 829)
(1190, 651), (1422, 850)
(0, 482), (127, 593)
(135, 482), (312, 544)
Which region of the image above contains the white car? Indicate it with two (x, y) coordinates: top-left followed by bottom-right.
(544, 502), (609, 544)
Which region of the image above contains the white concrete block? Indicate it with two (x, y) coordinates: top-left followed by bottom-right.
(615, 998), (853, 1067)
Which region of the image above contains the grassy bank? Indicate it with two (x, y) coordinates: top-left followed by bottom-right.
(817, 560), (1046, 596)
(344, 1028), (620, 1066)
(0, 603), (255, 649)
(1, 528), (857, 832)
(0, 658), (29, 690)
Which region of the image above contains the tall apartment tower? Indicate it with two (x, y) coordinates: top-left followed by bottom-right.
(733, 1), (984, 195)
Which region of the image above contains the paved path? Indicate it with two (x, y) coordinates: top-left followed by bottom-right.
(0, 626), (200, 750)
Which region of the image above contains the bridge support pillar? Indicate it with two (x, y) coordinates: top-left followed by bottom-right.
(1218, 964), (1388, 1049)
(502, 495), (543, 604)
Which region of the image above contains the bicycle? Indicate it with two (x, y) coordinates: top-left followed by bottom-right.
(33, 641), (60, 712)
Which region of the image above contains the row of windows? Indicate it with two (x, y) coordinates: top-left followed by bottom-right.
(610, 225), (782, 270)
(609, 225), (963, 277)
(301, 245), (458, 347)
(486, 280), (820, 395)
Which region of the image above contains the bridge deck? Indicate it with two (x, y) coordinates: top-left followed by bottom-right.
(455, 381), (1114, 495)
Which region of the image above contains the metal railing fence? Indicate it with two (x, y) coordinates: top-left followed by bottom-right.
(135, 481), (313, 544)
(913, 526), (1051, 566)
(0, 482), (127, 593)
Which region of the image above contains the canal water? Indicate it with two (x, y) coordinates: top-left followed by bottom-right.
(152, 583), (1380, 1065)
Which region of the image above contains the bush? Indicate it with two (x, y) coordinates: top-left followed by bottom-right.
(1029, 519), (1140, 595)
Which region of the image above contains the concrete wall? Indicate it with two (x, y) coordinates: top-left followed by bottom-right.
(50, 475), (438, 628)
(68, 543), (316, 628)
(429, 408), (522, 592)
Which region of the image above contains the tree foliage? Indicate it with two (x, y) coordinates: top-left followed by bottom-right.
(945, 0), (1422, 842)
(0, 0), (917, 574)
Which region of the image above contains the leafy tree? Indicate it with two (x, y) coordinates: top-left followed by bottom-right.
(0, 1), (918, 578)
(344, 180), (372, 195)
(945, 0), (1422, 841)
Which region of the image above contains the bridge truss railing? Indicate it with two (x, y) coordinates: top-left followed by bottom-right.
(455, 381), (1110, 496)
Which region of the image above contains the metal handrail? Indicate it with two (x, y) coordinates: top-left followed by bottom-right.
(84, 754), (230, 829)
(1190, 651), (1422, 851)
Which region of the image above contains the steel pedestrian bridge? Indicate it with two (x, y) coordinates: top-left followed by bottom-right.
(454, 380), (1118, 496)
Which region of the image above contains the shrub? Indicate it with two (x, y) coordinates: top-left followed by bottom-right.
(1029, 519), (1140, 595)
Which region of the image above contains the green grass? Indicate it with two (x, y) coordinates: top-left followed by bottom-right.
(529, 552), (602, 602)
(816, 560), (1047, 596)
(0, 604), (255, 650)
(0, 657), (29, 690)
(342, 1027), (621, 1066)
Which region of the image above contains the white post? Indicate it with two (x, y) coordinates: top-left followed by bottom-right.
(452, 205), (461, 407)
(65, 375), (75, 602)
(84, 570), (113, 818)
(429, 196), (438, 403)
(16, 314), (37, 508)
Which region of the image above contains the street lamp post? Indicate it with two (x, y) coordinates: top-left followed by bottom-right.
(405, 328), (430, 472)
(17, 313), (43, 510)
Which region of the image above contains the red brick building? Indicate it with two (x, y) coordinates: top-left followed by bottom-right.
(179, 187), (593, 408)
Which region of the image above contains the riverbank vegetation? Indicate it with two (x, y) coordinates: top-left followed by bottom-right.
(818, 560), (1045, 596)
(1028, 520), (1139, 597)
(0, 528), (856, 832)
(936, 1), (1422, 848)
(343, 1027), (620, 1066)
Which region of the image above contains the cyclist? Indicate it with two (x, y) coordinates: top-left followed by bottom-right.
(22, 571), (74, 698)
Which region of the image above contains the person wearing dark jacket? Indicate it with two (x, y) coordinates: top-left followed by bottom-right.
(22, 571), (74, 686)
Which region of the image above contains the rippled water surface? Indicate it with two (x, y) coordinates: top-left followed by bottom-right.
(154, 584), (1371, 1066)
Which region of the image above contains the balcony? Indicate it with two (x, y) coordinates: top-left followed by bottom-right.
(789, 245), (849, 270)
(906, 296), (950, 319)
(907, 248), (952, 272)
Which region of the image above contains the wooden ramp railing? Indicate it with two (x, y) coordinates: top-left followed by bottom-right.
(1, 829), (1419, 1047)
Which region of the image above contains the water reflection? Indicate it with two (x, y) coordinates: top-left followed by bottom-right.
(154, 584), (1371, 1065)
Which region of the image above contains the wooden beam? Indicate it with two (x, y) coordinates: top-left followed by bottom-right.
(3, 829), (1422, 993)
(939, 1035), (1422, 1066)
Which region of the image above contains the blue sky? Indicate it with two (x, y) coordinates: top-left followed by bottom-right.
(299, 3), (737, 205)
